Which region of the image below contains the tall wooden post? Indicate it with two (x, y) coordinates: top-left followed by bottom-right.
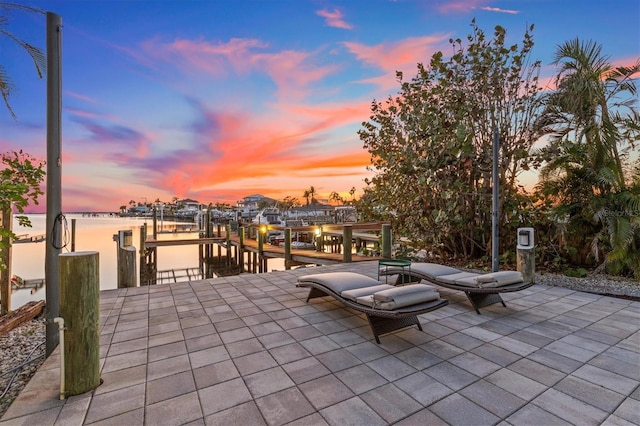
(59, 251), (100, 396)
(1, 208), (12, 315)
(284, 228), (292, 270)
(381, 224), (392, 258)
(258, 231), (264, 273)
(239, 227), (245, 272)
(71, 218), (76, 252)
(343, 225), (352, 262)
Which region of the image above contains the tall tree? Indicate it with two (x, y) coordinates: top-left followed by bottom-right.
(0, 2), (46, 119)
(535, 39), (640, 277)
(359, 20), (543, 259)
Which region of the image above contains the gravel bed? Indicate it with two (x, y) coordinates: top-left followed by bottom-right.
(0, 272), (637, 418)
(0, 317), (46, 418)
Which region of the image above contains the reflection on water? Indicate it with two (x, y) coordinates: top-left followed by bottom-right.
(10, 214), (284, 309)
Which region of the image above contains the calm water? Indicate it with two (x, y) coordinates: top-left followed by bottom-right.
(10, 214), (284, 309)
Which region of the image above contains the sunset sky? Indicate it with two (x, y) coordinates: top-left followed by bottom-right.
(2, 0), (639, 212)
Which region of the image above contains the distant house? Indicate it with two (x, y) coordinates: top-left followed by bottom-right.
(128, 205), (151, 216)
(286, 204), (335, 224)
(236, 194), (277, 218)
(176, 198), (201, 217)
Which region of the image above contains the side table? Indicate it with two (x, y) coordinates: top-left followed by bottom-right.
(378, 259), (412, 284)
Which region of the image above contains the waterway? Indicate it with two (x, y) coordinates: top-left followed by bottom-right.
(9, 214), (285, 309)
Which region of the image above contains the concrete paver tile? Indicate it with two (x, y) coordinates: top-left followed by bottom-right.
(319, 396), (386, 426)
(244, 366), (295, 399)
(424, 361), (479, 391)
(611, 397), (640, 424)
(146, 370), (196, 405)
(344, 341), (389, 363)
(506, 403), (572, 426)
(225, 337), (265, 358)
(145, 391), (202, 426)
(315, 349), (362, 373)
(300, 336), (341, 355)
(147, 340), (187, 362)
(83, 408), (143, 426)
(185, 333), (222, 352)
(449, 352), (501, 377)
(485, 368), (547, 401)
(555, 375), (626, 413)
(281, 357), (331, 385)
(532, 388), (608, 425)
(188, 345), (231, 369)
(394, 371), (453, 406)
(256, 387), (316, 425)
(257, 331), (297, 349)
(193, 359), (240, 389)
(360, 383), (422, 424)
(506, 358), (565, 387)
(284, 412), (329, 426)
(198, 377), (253, 417)
(393, 408), (448, 426)
(204, 401), (266, 426)
(146, 354), (191, 381)
(234, 351), (278, 375)
(94, 365), (146, 396)
(334, 364), (388, 395)
(528, 348), (583, 374)
(298, 375), (353, 410)
(459, 379), (528, 418)
(84, 383), (145, 424)
(572, 364), (639, 395)
(53, 393), (91, 426)
(268, 342), (311, 365)
(394, 346), (442, 370)
(100, 349), (147, 374)
(430, 393), (500, 426)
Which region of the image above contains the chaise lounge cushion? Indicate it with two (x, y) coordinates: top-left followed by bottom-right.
(341, 284), (395, 302)
(356, 284), (440, 310)
(298, 272), (382, 294)
(435, 272), (481, 286)
(456, 271), (523, 288)
(409, 263), (461, 279)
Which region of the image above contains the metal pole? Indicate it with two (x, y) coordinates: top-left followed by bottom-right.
(45, 12), (63, 356)
(492, 127), (499, 272)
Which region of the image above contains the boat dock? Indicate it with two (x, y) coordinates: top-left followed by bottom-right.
(135, 222), (392, 286)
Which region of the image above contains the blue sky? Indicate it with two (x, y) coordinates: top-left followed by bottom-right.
(2, 0), (639, 212)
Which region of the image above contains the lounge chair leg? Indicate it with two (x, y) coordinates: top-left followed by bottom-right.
(366, 314), (422, 343)
(465, 292), (505, 314)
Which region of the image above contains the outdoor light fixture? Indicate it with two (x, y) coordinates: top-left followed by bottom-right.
(315, 227), (321, 236)
(260, 225), (267, 234)
(517, 227), (534, 249)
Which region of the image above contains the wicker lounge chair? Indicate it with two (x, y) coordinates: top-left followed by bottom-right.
(379, 263), (533, 314)
(297, 272), (448, 343)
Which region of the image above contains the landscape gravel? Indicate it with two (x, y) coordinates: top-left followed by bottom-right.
(0, 272), (637, 418)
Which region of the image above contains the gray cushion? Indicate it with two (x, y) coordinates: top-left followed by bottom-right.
(298, 272), (382, 293)
(435, 272), (480, 285)
(341, 284), (395, 302)
(372, 284), (437, 302)
(456, 271), (523, 288)
(357, 290), (440, 310)
(409, 263), (461, 279)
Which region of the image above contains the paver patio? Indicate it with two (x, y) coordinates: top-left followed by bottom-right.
(1, 261), (638, 425)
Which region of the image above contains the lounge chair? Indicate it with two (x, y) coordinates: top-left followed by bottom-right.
(379, 263), (533, 314)
(297, 272), (448, 343)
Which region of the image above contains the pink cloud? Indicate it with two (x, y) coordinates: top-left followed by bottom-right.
(316, 8), (354, 30)
(343, 35), (450, 90)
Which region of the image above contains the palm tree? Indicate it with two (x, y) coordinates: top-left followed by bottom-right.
(308, 186), (317, 205)
(329, 191), (343, 205)
(302, 190), (311, 206)
(535, 38), (640, 277)
(349, 187), (356, 202)
(0, 2), (46, 119)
